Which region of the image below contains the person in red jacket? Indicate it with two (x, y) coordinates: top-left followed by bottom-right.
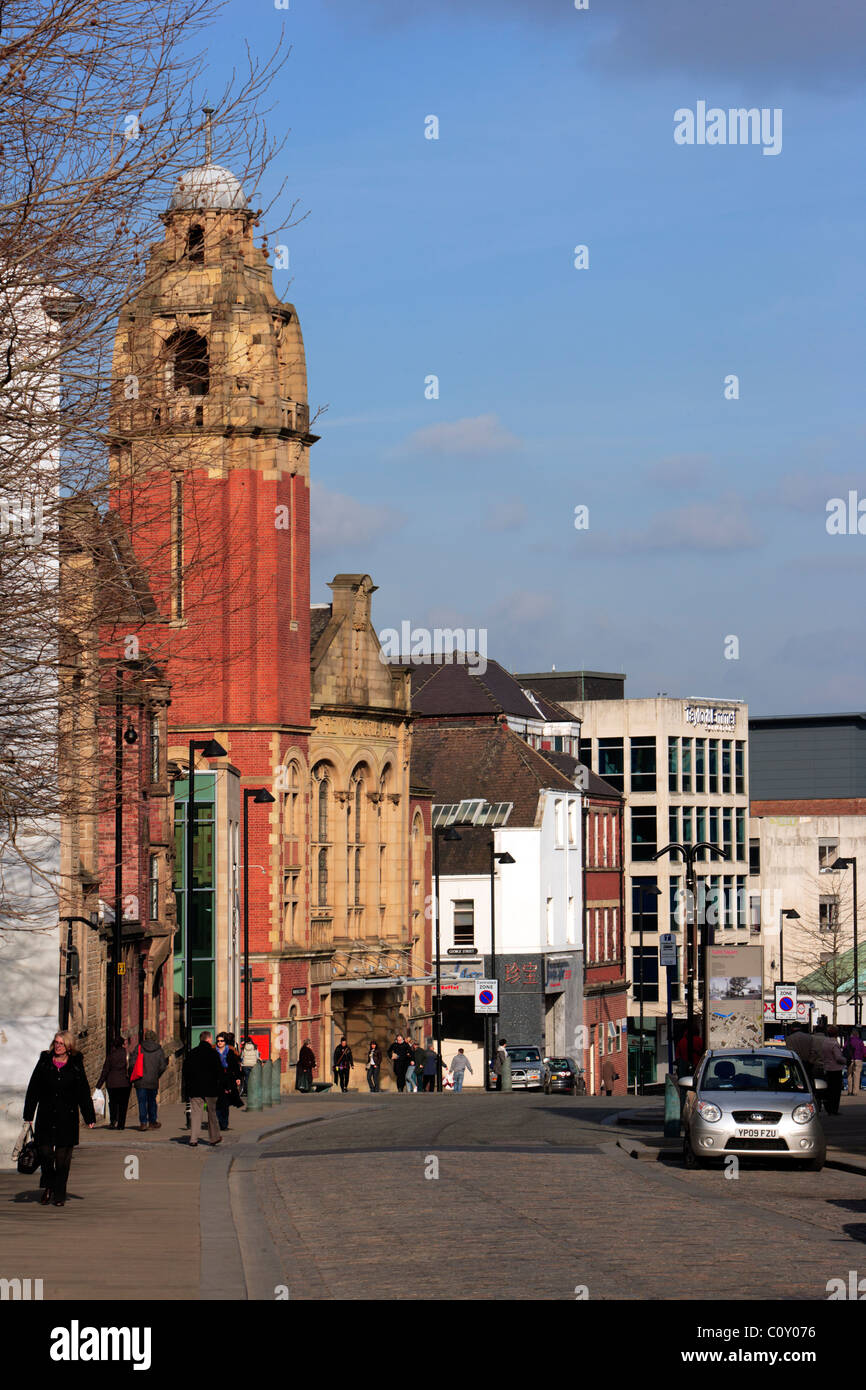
(675, 1024), (704, 1075)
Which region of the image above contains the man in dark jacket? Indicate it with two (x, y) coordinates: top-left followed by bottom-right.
(132, 1030), (169, 1131)
(182, 1032), (226, 1146)
(24, 1031), (95, 1206)
(387, 1034), (413, 1092)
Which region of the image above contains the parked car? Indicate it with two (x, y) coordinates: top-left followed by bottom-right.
(543, 1057), (585, 1094)
(680, 1047), (826, 1171)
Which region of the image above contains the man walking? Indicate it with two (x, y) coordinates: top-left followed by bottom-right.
(449, 1049), (473, 1092)
(133, 1030), (168, 1131)
(183, 1031), (226, 1146)
(422, 1043), (439, 1092)
(494, 1039), (508, 1091)
(813, 1026), (847, 1116)
(387, 1033), (413, 1093)
(600, 1053), (619, 1097)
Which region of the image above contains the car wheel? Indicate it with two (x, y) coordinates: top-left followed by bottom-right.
(683, 1135), (704, 1169)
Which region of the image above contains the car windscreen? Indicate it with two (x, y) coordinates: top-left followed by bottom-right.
(700, 1054), (809, 1093)
(507, 1049), (541, 1063)
(548, 1059), (572, 1069)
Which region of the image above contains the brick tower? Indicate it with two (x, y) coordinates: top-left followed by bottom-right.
(106, 159), (319, 1067)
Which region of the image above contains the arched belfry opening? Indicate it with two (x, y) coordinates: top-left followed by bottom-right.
(167, 328), (209, 396)
(186, 224), (204, 264)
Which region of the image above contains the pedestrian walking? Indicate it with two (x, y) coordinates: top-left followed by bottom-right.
(407, 1039), (425, 1092)
(788, 1025), (822, 1107)
(366, 1042), (382, 1092)
(296, 1039), (316, 1092)
(845, 1028), (865, 1095)
(494, 1038), (508, 1091)
(132, 1030), (168, 1131)
(240, 1036), (259, 1097)
(449, 1049), (473, 1092)
(96, 1035), (132, 1130)
(814, 1025), (846, 1115)
(183, 1031), (226, 1146)
(214, 1031), (242, 1129)
(422, 1044), (438, 1092)
(600, 1054), (619, 1097)
(387, 1033), (413, 1092)
(333, 1037), (354, 1093)
(23, 1030), (95, 1207)
(675, 1024), (703, 1078)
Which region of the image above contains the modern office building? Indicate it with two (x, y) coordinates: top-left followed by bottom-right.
(524, 688), (751, 1084)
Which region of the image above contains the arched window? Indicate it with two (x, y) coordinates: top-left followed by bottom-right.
(187, 224), (204, 264)
(318, 776), (329, 842)
(283, 761), (301, 839)
(354, 777), (363, 843)
(167, 328), (209, 396)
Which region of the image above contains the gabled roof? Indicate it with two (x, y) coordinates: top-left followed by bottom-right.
(409, 657), (574, 722)
(411, 722), (577, 828)
(541, 749), (622, 800)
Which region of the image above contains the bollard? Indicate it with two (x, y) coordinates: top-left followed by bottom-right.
(246, 1061), (262, 1113)
(501, 1055), (512, 1092)
(260, 1058), (273, 1107)
(271, 1056), (281, 1105)
(664, 1072), (682, 1138)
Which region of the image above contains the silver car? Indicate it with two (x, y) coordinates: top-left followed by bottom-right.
(505, 1046), (544, 1091)
(680, 1047), (826, 1171)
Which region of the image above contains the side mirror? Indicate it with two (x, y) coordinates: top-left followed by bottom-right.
(679, 1075), (695, 1090)
(813, 1078), (827, 1091)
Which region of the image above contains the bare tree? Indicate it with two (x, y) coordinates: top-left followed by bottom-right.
(787, 873), (855, 1024)
(0, 0), (302, 930)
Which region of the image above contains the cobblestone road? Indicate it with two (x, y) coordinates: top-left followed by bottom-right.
(246, 1094), (866, 1301)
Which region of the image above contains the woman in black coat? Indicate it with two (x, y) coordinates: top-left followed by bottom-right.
(333, 1038), (354, 1092)
(24, 1030), (95, 1207)
(96, 1035), (131, 1129)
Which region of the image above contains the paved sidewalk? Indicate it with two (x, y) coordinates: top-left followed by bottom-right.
(0, 1092), (358, 1300)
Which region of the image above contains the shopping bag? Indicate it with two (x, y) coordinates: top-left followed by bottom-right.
(91, 1088), (106, 1117)
(129, 1047), (144, 1082)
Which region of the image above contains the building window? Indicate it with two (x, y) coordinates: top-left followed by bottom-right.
(669, 806), (678, 845)
(818, 839), (839, 872)
(709, 807), (719, 853)
(722, 808), (732, 860)
(695, 739), (706, 794)
(722, 740), (732, 794)
(696, 807), (707, 856)
(453, 900), (474, 946)
(681, 739), (692, 793)
(736, 875), (747, 929)
(150, 712), (161, 783)
(187, 224), (204, 263)
(598, 738), (624, 793)
(568, 802), (576, 845)
(668, 736), (678, 792)
(633, 947), (659, 1003)
(601, 812), (608, 866)
(749, 894), (761, 934)
(554, 798), (564, 847)
(709, 740), (719, 792)
(749, 837), (760, 875)
(630, 737), (657, 793)
(167, 328), (209, 396)
(149, 854), (159, 920)
(631, 807), (657, 861)
(735, 808), (746, 863)
(317, 847), (329, 907)
(593, 813), (599, 866)
(632, 877), (659, 932)
(735, 741), (745, 794)
(578, 738), (593, 769)
(819, 896), (839, 933)
(682, 806), (693, 846)
(354, 848), (362, 907)
(316, 774), (329, 842)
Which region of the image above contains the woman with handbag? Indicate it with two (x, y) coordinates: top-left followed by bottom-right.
(333, 1037), (354, 1093)
(23, 1030), (95, 1207)
(96, 1035), (132, 1129)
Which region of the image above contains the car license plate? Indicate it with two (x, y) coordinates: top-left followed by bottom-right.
(737, 1128), (777, 1139)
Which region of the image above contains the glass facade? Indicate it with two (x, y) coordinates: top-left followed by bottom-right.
(173, 775), (216, 1047)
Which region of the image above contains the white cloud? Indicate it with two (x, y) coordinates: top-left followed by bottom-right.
(400, 413), (522, 457)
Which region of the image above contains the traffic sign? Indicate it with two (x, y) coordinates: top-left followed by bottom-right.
(474, 979), (499, 1014)
(774, 982), (797, 1022)
(659, 933), (677, 967)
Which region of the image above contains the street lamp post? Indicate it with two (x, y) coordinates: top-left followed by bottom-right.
(636, 885), (662, 1096)
(242, 787), (276, 1044)
(112, 666), (138, 1049)
(653, 841), (725, 1069)
(487, 843), (515, 1090)
(831, 857), (860, 1027)
(183, 737), (226, 1090)
(433, 824), (461, 1092)
(778, 908), (800, 988)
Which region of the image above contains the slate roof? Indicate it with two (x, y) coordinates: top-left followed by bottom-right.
(309, 604), (332, 653)
(409, 658), (577, 723)
(541, 749), (622, 800)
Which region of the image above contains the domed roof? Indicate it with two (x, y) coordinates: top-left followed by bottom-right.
(168, 164), (247, 211)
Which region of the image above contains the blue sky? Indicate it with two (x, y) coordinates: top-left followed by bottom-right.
(197, 0), (866, 714)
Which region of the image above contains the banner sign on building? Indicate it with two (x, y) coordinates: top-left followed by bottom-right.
(708, 945), (764, 1049)
(683, 704), (737, 729)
